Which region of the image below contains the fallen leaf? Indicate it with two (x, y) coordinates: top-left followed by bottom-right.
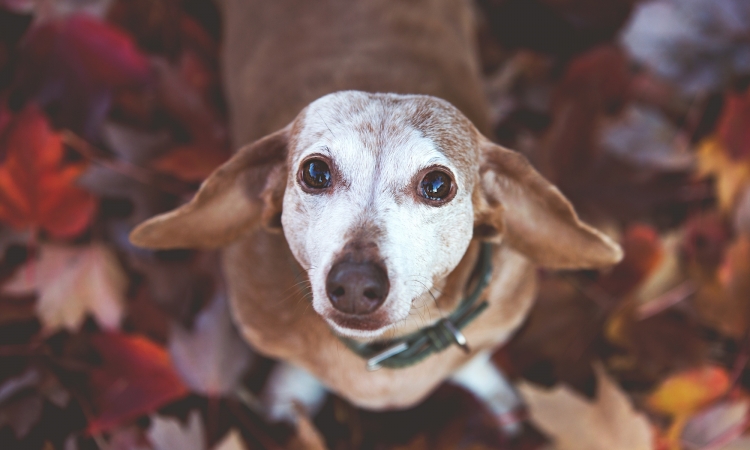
(214, 429), (247, 450)
(286, 405), (328, 450)
(519, 364), (653, 450)
(681, 399), (749, 450)
(717, 89), (750, 161)
(600, 105), (693, 172)
(691, 234), (750, 338)
(621, 0), (750, 94)
(721, 435), (750, 450)
(13, 14), (151, 136)
(152, 145), (229, 182)
(107, 425), (152, 450)
(148, 410), (204, 450)
(606, 305), (709, 384)
(598, 224), (663, 298)
(169, 290), (253, 396)
(88, 332), (189, 433)
(0, 104), (96, 238)
(734, 185), (750, 235)
(648, 366), (730, 417)
(2, 243), (126, 332)
(697, 138), (750, 213)
(0, 393), (43, 439)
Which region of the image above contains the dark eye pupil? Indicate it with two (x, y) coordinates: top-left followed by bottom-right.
(302, 159), (331, 188)
(421, 171), (451, 200)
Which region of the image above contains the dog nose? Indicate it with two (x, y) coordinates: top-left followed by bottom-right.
(326, 261), (389, 315)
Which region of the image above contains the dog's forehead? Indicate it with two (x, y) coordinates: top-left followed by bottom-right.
(291, 92), (478, 172)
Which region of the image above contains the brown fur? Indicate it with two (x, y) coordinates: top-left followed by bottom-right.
(130, 0), (622, 409)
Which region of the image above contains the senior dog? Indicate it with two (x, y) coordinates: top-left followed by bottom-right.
(131, 0), (621, 422)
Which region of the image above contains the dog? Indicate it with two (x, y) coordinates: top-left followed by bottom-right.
(130, 0), (622, 422)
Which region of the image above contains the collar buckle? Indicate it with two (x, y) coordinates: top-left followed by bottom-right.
(442, 319), (470, 353)
(366, 342), (409, 371)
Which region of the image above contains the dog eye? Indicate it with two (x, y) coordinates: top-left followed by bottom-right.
(301, 159), (332, 189)
(420, 170), (453, 202)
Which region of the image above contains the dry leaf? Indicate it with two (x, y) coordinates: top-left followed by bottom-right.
(148, 410), (205, 450)
(692, 235), (750, 338)
(519, 364), (653, 450)
(0, 104), (96, 238)
(213, 430), (247, 450)
(647, 366), (730, 417)
(88, 332), (189, 433)
(151, 145), (229, 182)
(286, 406), (328, 450)
(2, 243), (126, 332)
(681, 399), (749, 450)
(169, 291), (253, 396)
(697, 138), (750, 212)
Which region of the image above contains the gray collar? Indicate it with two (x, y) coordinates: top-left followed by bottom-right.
(337, 243), (494, 370)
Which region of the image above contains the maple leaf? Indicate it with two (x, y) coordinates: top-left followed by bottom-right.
(0, 104), (96, 238)
(518, 364), (654, 450)
(168, 291), (253, 397)
(87, 332), (189, 433)
(2, 243), (126, 332)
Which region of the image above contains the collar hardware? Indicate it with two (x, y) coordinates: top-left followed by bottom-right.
(339, 243), (494, 370)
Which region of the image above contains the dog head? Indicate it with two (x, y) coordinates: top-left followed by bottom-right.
(130, 91), (621, 338)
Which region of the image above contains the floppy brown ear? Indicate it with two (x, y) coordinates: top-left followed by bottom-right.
(474, 137), (622, 269)
(129, 126), (290, 249)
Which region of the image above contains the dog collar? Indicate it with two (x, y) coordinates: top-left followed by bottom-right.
(338, 243), (494, 370)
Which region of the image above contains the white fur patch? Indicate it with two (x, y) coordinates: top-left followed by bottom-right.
(281, 92), (475, 338)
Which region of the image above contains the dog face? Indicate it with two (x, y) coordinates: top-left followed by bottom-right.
(281, 93), (478, 337)
(130, 91), (622, 339)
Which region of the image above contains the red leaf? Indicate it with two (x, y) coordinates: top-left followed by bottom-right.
(0, 104), (96, 238)
(87, 332), (188, 433)
(23, 14), (150, 89)
(717, 89), (750, 161)
(598, 224), (663, 297)
(13, 14), (152, 136)
(151, 145), (229, 182)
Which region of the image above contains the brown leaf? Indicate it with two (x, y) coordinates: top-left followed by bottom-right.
(692, 235), (750, 338)
(287, 408), (328, 450)
(0, 393), (43, 439)
(697, 138), (750, 213)
(152, 145), (229, 182)
(519, 364), (654, 450)
(717, 89), (750, 161)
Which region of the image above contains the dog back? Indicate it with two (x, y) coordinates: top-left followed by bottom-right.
(219, 0), (492, 146)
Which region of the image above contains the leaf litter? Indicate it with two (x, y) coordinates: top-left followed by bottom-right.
(1, 0), (750, 449)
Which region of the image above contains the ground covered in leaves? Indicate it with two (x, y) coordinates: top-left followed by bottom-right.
(0, 0), (749, 449)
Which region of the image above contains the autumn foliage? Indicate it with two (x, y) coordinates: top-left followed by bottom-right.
(1, 0), (750, 449)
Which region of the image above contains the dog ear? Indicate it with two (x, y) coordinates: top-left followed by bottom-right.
(129, 126), (290, 249)
(473, 136), (622, 269)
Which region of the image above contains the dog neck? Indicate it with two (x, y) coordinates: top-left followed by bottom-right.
(339, 241), (494, 370)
